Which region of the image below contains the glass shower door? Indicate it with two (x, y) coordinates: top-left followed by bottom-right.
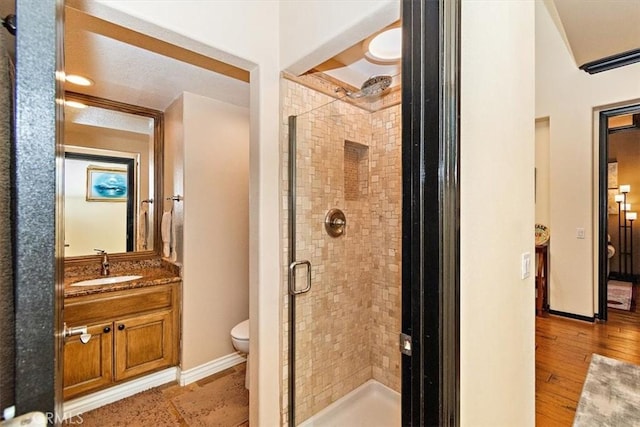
(288, 100), (383, 425)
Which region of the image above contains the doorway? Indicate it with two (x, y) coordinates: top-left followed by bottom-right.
(599, 104), (640, 320)
(10, 1), (462, 425)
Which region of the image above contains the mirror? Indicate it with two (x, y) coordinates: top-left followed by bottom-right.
(63, 92), (163, 260)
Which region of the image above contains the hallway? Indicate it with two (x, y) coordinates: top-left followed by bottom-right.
(536, 302), (640, 425)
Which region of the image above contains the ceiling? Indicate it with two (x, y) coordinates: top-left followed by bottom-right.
(64, 6), (249, 111)
(550, 0), (640, 66)
(2, 2), (636, 112)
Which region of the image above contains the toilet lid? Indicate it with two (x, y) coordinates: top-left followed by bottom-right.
(231, 319), (249, 340)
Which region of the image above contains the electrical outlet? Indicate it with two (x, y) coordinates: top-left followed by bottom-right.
(521, 252), (531, 279)
(577, 228), (585, 239)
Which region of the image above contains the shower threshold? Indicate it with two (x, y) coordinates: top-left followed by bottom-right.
(298, 380), (400, 427)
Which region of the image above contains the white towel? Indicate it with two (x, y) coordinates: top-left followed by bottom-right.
(169, 209), (178, 262)
(161, 211), (171, 258)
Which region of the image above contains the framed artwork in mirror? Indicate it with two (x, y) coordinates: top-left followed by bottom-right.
(86, 166), (129, 202)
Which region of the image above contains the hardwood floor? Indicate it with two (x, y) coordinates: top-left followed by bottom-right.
(536, 301), (640, 426)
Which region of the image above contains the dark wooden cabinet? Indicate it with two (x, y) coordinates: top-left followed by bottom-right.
(63, 283), (179, 399)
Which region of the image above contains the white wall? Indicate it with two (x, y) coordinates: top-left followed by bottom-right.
(461, 1), (535, 425)
(536, 1), (640, 316)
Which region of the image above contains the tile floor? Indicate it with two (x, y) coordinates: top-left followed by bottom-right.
(78, 363), (249, 427)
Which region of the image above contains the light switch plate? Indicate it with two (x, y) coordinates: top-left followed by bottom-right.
(521, 252), (531, 279)
(577, 228), (585, 239)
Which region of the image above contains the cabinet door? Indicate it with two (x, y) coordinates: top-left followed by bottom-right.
(63, 322), (113, 399)
(114, 310), (175, 381)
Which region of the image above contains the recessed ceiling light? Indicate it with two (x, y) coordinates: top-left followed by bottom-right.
(65, 74), (94, 87)
(65, 100), (88, 109)
(364, 26), (402, 64)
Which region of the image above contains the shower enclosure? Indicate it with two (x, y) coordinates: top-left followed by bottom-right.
(284, 78), (402, 426)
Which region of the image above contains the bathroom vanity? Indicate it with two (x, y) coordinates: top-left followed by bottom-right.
(63, 260), (181, 400)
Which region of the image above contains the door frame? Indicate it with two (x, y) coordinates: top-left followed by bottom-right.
(13, 0), (64, 419)
(401, 0), (460, 425)
(598, 104), (640, 320)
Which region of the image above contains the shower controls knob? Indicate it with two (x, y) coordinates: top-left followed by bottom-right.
(325, 208), (346, 237)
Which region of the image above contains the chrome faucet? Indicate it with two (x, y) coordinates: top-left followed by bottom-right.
(94, 249), (110, 276)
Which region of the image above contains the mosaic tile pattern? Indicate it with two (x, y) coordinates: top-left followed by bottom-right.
(280, 78), (401, 425)
(369, 105), (402, 391)
(344, 141), (369, 201)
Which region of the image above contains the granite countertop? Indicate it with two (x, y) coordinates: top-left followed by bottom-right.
(64, 258), (181, 298)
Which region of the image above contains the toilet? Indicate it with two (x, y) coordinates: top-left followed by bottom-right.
(231, 319), (250, 389)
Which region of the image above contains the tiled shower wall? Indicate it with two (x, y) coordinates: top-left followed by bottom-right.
(281, 78), (401, 425)
(369, 105), (402, 391)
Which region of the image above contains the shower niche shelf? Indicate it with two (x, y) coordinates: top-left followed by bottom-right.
(344, 140), (369, 201)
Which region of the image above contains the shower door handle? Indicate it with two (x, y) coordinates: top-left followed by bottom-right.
(289, 260), (312, 295)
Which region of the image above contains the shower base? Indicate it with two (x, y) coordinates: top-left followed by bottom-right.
(298, 380), (400, 427)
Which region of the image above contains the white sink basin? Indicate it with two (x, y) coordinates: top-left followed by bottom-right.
(70, 275), (143, 287)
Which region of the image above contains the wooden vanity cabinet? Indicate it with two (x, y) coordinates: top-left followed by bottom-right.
(63, 322), (113, 399)
(63, 283), (180, 400)
(114, 310), (174, 381)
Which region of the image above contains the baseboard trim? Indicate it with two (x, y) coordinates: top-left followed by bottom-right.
(548, 309), (595, 323)
(179, 352), (246, 386)
(63, 367), (179, 419)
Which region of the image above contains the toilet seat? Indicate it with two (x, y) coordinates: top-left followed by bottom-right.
(231, 319), (249, 341)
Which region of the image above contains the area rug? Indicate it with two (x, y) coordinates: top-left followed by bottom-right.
(79, 388), (181, 427)
(607, 280), (633, 311)
(574, 354), (640, 426)
(172, 368), (249, 427)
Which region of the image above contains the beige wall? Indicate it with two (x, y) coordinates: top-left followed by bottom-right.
(536, 1), (640, 316)
(166, 92), (250, 370)
(461, 1), (535, 425)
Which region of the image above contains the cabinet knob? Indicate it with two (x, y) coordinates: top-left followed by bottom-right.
(103, 326), (111, 333)
(118, 324), (125, 331)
